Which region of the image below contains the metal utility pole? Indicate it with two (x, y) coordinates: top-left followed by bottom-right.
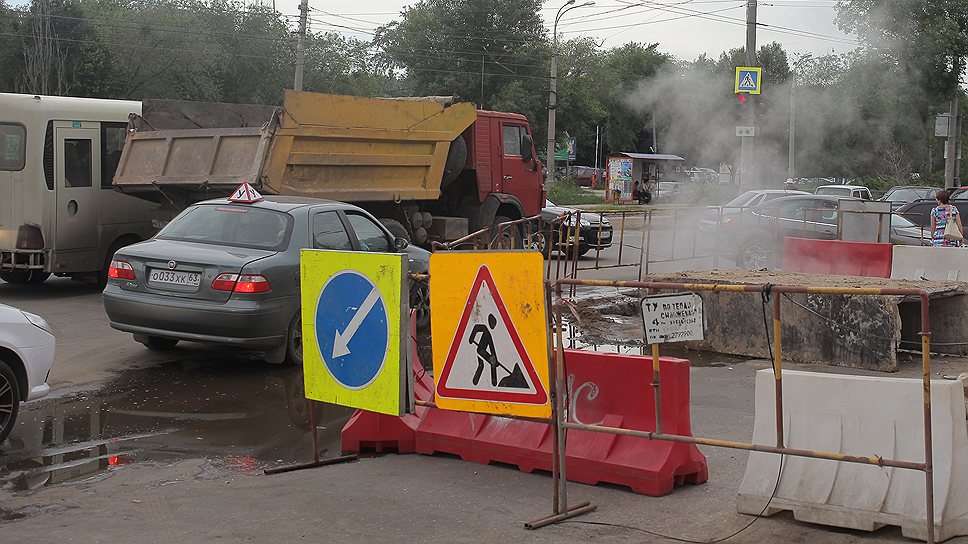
(788, 70), (796, 182)
(739, 0), (757, 187)
(945, 58), (961, 189)
(546, 0), (594, 186)
(294, 0), (308, 91)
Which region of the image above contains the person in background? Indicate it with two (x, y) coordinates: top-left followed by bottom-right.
(930, 189), (964, 247)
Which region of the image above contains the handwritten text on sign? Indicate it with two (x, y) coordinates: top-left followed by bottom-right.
(641, 293), (705, 344)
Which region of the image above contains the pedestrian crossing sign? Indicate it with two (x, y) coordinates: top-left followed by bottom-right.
(734, 67), (762, 95)
(430, 251), (550, 418)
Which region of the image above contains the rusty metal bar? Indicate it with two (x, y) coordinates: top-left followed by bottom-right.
(546, 283), (561, 516)
(554, 301), (569, 513)
(525, 502), (597, 530)
(920, 292), (936, 544)
(638, 210), (647, 282)
(651, 343), (663, 435)
(644, 210), (653, 276)
(556, 278), (929, 298)
(773, 293), (784, 448)
(562, 422), (926, 471)
(263, 454), (359, 474)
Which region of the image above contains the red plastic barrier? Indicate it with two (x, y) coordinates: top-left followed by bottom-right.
(414, 349), (708, 496)
(781, 237), (892, 278)
(340, 319), (434, 454)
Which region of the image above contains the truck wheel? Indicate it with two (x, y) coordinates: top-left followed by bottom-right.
(492, 215), (523, 249)
(379, 218), (410, 243)
(441, 135), (467, 188)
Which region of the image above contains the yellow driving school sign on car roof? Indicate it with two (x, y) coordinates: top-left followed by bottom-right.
(430, 251), (550, 419)
(300, 249), (410, 416)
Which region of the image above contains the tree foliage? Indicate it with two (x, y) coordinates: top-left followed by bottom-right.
(0, 0), (961, 182)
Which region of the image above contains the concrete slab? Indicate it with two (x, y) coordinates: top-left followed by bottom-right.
(642, 270), (968, 371)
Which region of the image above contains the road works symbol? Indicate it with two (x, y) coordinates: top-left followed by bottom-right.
(436, 266), (547, 404)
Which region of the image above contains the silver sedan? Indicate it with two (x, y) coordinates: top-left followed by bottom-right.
(103, 196), (429, 364)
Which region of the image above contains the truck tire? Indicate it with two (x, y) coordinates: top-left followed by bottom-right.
(1, 270), (47, 284)
(441, 136), (467, 188)
(421, 212), (433, 229)
(379, 218), (410, 243)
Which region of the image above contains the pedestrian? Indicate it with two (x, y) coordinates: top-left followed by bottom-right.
(930, 189), (964, 247)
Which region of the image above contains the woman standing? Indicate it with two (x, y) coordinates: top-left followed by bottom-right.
(930, 189), (964, 247)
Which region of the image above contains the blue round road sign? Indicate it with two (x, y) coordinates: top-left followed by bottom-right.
(314, 270), (389, 389)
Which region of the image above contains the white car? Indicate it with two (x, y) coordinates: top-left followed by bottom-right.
(0, 303), (56, 443)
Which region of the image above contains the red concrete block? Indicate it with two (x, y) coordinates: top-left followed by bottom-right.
(415, 349), (708, 496)
(782, 237), (892, 278)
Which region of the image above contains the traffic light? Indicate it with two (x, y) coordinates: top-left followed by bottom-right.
(736, 92), (748, 104)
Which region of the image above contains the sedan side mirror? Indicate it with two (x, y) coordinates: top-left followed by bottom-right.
(521, 134), (534, 163)
(393, 237), (410, 251)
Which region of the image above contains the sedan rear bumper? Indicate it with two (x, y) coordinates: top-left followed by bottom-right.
(103, 286), (298, 350)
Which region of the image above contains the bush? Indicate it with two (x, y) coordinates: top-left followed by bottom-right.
(548, 178), (604, 205)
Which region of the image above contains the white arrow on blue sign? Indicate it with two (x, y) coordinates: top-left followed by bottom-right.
(314, 270), (390, 390)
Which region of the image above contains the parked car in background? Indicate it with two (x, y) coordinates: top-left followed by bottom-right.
(565, 166), (602, 187)
(722, 194), (926, 269)
(896, 199), (968, 228)
(0, 303), (56, 443)
(878, 186), (938, 210)
(698, 189), (809, 235)
(102, 195), (431, 365)
(815, 185), (872, 200)
(653, 181), (686, 202)
(537, 199), (612, 257)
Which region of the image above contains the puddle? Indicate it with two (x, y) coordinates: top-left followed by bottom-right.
(0, 359), (353, 491)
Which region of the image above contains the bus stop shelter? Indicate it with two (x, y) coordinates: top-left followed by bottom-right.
(605, 152), (685, 203)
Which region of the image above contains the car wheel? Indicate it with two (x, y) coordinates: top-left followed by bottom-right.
(284, 312), (303, 365)
(529, 229), (552, 258)
(409, 280), (430, 330)
(0, 359), (22, 444)
(577, 244), (591, 257)
(140, 336), (179, 351)
(736, 239), (772, 270)
(491, 215), (523, 249)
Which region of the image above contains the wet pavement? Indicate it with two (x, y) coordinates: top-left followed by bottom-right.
(0, 355), (352, 492)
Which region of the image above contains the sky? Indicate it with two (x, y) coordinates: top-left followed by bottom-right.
(282, 0), (858, 63)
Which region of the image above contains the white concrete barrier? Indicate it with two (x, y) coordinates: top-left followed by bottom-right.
(737, 369), (968, 541)
(892, 245), (968, 281)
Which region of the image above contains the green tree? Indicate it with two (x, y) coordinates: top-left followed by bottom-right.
(302, 31), (394, 97)
(600, 42), (671, 153)
(374, 0), (547, 112)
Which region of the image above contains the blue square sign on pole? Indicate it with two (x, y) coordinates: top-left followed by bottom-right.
(734, 67), (762, 95)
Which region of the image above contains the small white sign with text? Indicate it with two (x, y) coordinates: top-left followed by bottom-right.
(641, 293), (705, 344)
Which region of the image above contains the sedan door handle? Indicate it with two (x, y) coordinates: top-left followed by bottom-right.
(503, 175), (512, 180)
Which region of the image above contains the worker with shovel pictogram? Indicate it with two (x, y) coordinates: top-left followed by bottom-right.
(469, 313), (528, 389)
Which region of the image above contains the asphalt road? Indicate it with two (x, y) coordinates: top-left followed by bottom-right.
(0, 254), (959, 542)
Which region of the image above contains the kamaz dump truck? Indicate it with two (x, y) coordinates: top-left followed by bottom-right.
(112, 90), (544, 246)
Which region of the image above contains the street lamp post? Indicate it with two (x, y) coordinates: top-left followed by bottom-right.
(546, 0), (594, 185)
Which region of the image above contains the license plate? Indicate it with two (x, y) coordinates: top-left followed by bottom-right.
(149, 268), (201, 287)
